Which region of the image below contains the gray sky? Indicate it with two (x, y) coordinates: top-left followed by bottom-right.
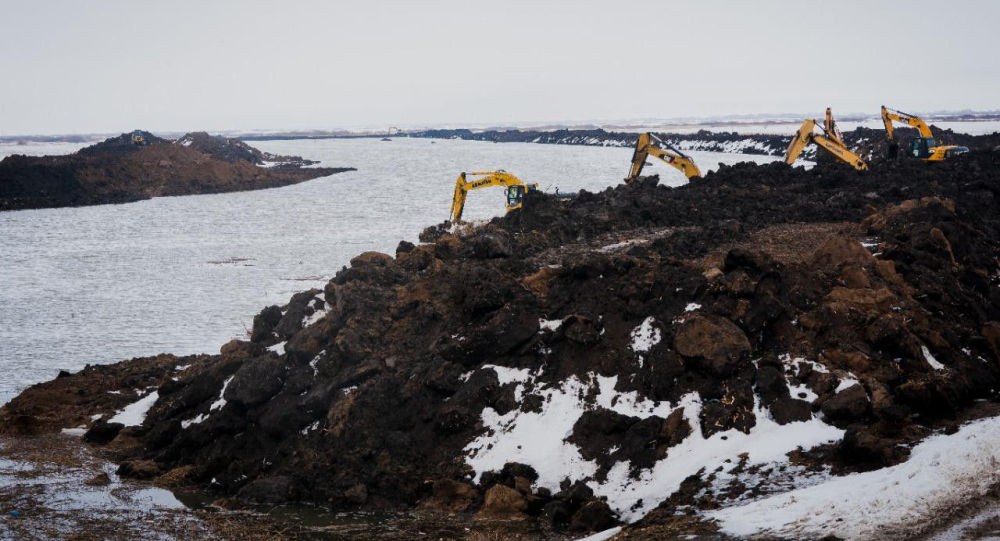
(1, 0), (997, 135)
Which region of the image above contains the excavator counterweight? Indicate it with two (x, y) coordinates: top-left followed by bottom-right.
(626, 132), (701, 183)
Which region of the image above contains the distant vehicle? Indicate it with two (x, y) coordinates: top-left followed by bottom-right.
(881, 106), (969, 161)
(131, 131), (147, 146)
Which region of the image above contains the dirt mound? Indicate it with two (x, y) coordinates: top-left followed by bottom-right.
(3, 151), (999, 536)
(0, 131), (354, 211)
(175, 132), (319, 168)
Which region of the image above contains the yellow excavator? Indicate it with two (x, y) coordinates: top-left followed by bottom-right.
(626, 132), (701, 183)
(449, 170), (538, 223)
(784, 115), (868, 171)
(880, 106), (969, 161)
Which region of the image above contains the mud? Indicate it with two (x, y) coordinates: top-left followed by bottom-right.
(0, 131), (354, 211)
(2, 147), (999, 538)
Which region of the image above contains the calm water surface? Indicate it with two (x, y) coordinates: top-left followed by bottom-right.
(0, 137), (785, 403)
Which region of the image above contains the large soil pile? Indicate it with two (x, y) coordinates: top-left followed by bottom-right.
(0, 132), (353, 211)
(2, 149), (999, 537)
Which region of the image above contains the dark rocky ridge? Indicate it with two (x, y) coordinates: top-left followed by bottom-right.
(408, 126), (1000, 164)
(2, 147), (999, 537)
(0, 131), (354, 211)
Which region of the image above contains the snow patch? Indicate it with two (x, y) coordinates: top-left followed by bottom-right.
(181, 375), (233, 429)
(267, 341), (286, 355)
(922, 345), (945, 370)
(539, 318), (563, 333)
(630, 317), (661, 368)
(108, 391), (159, 427)
(709, 415), (1000, 540)
(592, 395), (842, 521)
(835, 378), (860, 394)
(684, 303), (701, 312)
(301, 296), (327, 327)
(575, 527), (623, 541)
(464, 369), (843, 523)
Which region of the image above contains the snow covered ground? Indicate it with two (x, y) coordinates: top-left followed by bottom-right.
(463, 365), (844, 523)
(709, 414), (1000, 540)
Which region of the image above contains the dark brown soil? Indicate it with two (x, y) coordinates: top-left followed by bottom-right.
(2, 147), (999, 538)
(0, 131), (354, 211)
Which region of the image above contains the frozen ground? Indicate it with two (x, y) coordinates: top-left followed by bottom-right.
(0, 138), (785, 405)
(709, 414), (1000, 540)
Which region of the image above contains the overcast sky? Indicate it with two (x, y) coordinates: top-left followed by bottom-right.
(1, 0), (997, 135)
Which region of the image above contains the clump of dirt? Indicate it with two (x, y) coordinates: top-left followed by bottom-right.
(0, 131), (354, 211)
(2, 148), (999, 537)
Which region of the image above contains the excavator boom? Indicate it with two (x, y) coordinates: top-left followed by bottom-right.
(784, 118), (868, 170)
(626, 132), (701, 183)
(881, 106), (934, 139)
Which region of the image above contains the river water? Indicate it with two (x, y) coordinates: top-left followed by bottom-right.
(0, 137), (789, 404)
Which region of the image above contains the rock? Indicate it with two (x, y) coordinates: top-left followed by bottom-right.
(225, 356), (286, 407)
(477, 484), (527, 519)
(811, 236), (876, 268)
(237, 476), (298, 504)
(85, 472), (111, 486)
(673, 315), (752, 376)
(250, 305), (282, 343)
(561, 314), (603, 345)
(839, 425), (908, 467)
(117, 459), (161, 480)
(344, 484), (368, 505)
(569, 500), (617, 533)
(769, 397), (813, 424)
(83, 420), (124, 444)
(821, 384), (870, 424)
(351, 251), (394, 268)
(395, 240), (415, 256)
(421, 479), (478, 513)
(470, 233), (512, 259)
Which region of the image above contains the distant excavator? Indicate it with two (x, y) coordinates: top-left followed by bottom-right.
(784, 111), (868, 170)
(881, 106), (969, 161)
(626, 132), (701, 183)
(131, 130), (147, 146)
(449, 170), (538, 223)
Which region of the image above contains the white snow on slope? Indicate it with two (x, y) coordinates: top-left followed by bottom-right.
(922, 345), (946, 370)
(464, 367), (843, 522)
(597, 395), (842, 522)
(539, 318), (563, 332)
(302, 297), (328, 327)
(108, 391), (159, 427)
(267, 341), (286, 355)
(181, 375), (234, 429)
(629, 317), (661, 367)
(709, 414), (1000, 540)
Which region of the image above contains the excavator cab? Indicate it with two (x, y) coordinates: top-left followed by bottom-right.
(506, 185), (525, 210)
(910, 137), (934, 159)
(505, 184), (538, 212)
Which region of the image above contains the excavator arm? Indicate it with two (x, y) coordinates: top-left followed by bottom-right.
(784, 119), (817, 165)
(449, 171), (535, 222)
(784, 119), (868, 170)
(881, 105), (934, 139)
(626, 132), (701, 183)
